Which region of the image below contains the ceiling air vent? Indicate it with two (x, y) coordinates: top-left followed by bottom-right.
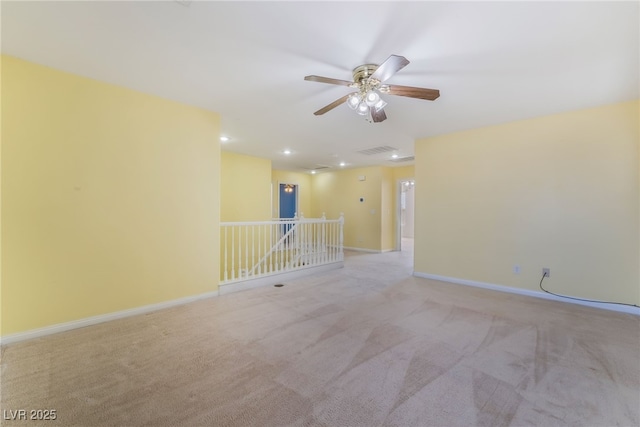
(390, 156), (415, 163)
(301, 165), (330, 171)
(356, 146), (398, 156)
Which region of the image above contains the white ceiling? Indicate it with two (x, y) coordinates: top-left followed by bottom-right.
(3, 1), (638, 172)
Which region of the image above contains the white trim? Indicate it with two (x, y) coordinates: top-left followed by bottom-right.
(343, 246), (382, 253)
(219, 262), (343, 295)
(413, 272), (640, 316)
(343, 247), (394, 253)
(396, 177), (415, 251)
(0, 290), (220, 346)
(395, 179), (403, 252)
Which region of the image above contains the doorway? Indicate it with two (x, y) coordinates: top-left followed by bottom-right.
(279, 183), (298, 237)
(279, 183), (297, 219)
(396, 179), (415, 252)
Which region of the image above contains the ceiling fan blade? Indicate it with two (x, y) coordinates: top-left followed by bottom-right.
(371, 108), (387, 123)
(305, 75), (354, 87)
(385, 84), (440, 101)
(369, 55), (410, 83)
(313, 93), (353, 115)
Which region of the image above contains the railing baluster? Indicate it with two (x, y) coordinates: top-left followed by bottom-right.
(315, 222), (320, 265)
(275, 223), (278, 272)
(224, 226), (228, 282)
(327, 223), (335, 262)
(245, 225), (248, 277)
(258, 224), (262, 276)
(231, 227), (235, 280)
(313, 222), (316, 264)
(220, 216), (344, 284)
(333, 219), (340, 261)
(278, 225), (287, 271)
(330, 221), (334, 262)
(310, 222), (315, 265)
(322, 221), (326, 264)
(270, 223), (274, 273)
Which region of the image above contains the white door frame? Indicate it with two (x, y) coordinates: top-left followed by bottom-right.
(395, 179), (404, 251)
(395, 178), (415, 251)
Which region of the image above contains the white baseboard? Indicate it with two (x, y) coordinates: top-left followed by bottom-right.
(219, 262), (343, 295)
(343, 247), (395, 254)
(413, 272), (640, 316)
(343, 246), (382, 253)
(0, 290), (220, 346)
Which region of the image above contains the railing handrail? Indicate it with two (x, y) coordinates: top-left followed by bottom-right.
(222, 216), (343, 227)
(221, 219), (342, 226)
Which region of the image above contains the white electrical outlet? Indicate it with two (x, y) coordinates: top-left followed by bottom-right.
(513, 265), (521, 274)
(542, 268), (550, 277)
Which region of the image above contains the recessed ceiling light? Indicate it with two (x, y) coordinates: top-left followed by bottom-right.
(220, 136), (230, 142)
(339, 162), (346, 167)
(283, 149), (292, 155)
(391, 154), (399, 159)
(311, 170), (316, 174)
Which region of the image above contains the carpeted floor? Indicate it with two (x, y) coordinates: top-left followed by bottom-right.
(1, 247), (639, 426)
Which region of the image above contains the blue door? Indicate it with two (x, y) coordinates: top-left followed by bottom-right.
(279, 184), (297, 236)
(279, 184), (297, 219)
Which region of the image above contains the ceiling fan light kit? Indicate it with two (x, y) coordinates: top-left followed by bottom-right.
(365, 90), (380, 106)
(356, 101), (370, 116)
(347, 93), (360, 109)
(304, 54), (440, 123)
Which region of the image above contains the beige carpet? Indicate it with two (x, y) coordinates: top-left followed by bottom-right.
(1, 248), (639, 426)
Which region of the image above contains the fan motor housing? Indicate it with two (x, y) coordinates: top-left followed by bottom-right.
(352, 64), (378, 83)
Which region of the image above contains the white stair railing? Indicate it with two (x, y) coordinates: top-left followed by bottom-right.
(220, 213), (344, 284)
(251, 218), (299, 276)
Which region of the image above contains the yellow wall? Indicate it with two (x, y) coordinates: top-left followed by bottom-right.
(309, 165), (413, 251)
(220, 151), (271, 222)
(414, 100), (639, 305)
(271, 170), (311, 218)
(1, 56), (221, 336)
(311, 166), (384, 251)
(0, 58), (3, 336)
(392, 165), (415, 182)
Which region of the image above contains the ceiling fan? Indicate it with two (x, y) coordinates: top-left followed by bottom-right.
(304, 54), (440, 123)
